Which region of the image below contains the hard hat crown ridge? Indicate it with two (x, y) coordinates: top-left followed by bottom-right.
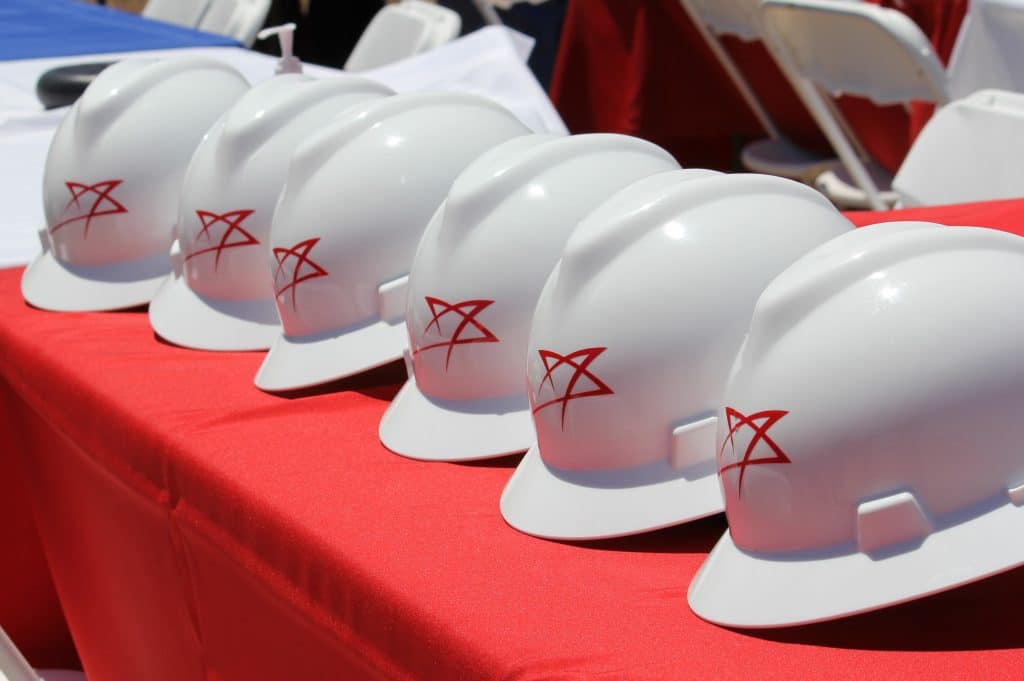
(561, 172), (836, 282)
(749, 222), (1024, 362)
(215, 76), (390, 167)
(77, 58), (242, 131)
(289, 91), (524, 183)
(441, 133), (677, 244)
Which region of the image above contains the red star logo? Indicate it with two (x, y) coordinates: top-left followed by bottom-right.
(272, 238), (329, 310)
(50, 180), (127, 237)
(413, 297), (499, 370)
(718, 407), (791, 498)
(532, 347), (614, 429)
(185, 209), (259, 269)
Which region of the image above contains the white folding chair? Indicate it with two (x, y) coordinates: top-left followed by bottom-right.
(760, 0), (952, 209)
(894, 89), (1024, 206)
(947, 0), (1024, 99)
(0, 626), (84, 681)
(678, 0), (834, 180)
(141, 0), (212, 28)
(197, 0), (272, 47)
(345, 1), (462, 72)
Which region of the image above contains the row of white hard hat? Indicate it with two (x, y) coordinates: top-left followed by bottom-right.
(21, 57), (1024, 630)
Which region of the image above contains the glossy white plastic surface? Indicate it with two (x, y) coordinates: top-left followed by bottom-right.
(689, 221), (1024, 627)
(255, 92), (530, 392)
(148, 74), (392, 351)
(379, 134), (680, 461)
(894, 89), (1024, 207)
(21, 58), (249, 311)
(500, 172), (853, 540)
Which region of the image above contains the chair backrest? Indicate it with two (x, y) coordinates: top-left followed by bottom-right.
(345, 0), (462, 72)
(894, 89), (1024, 206)
(198, 0), (272, 47)
(760, 0), (951, 105)
(142, 0), (211, 28)
(686, 0), (762, 41)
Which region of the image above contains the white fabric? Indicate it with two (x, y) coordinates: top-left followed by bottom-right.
(0, 28), (564, 268)
(947, 0), (1024, 99)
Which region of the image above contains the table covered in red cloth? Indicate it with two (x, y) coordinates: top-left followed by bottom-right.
(4, 198), (1024, 680)
(551, 0), (968, 173)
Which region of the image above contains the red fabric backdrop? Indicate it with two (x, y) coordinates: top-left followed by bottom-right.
(4, 198), (1024, 679)
(551, 0), (969, 173)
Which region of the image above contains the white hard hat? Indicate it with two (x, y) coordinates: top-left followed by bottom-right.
(254, 92), (530, 392)
(22, 58), (250, 312)
(500, 172), (854, 540)
(689, 221), (1024, 627)
(148, 74), (393, 351)
(379, 133), (682, 461)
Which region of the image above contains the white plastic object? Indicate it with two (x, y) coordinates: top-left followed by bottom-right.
(345, 0), (462, 72)
(198, 0), (273, 48)
(688, 221), (1024, 628)
(499, 172), (853, 541)
(257, 23), (302, 74)
(0, 626), (40, 681)
(21, 58), (249, 312)
(894, 89), (1024, 207)
(760, 0), (952, 210)
(379, 133), (681, 462)
(947, 0), (1024, 99)
(148, 74), (393, 351)
(142, 0), (211, 27)
(813, 160), (899, 210)
(254, 92), (530, 392)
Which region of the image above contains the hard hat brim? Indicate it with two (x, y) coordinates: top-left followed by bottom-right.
(21, 248), (169, 312)
(500, 444), (723, 540)
(254, 318), (408, 392)
(379, 376), (533, 461)
(688, 497), (1024, 628)
(148, 275), (280, 352)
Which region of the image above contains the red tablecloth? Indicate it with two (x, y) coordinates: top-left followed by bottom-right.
(4, 198), (1024, 679)
(551, 0), (968, 173)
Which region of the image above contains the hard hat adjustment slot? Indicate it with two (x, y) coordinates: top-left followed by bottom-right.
(856, 491), (932, 557)
(670, 415), (718, 470)
(378, 274), (409, 324)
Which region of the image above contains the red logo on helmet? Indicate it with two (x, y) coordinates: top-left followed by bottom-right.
(718, 407), (791, 498)
(532, 347), (614, 429)
(50, 180), (127, 237)
(185, 210), (259, 269)
(272, 238), (328, 309)
(414, 297), (499, 370)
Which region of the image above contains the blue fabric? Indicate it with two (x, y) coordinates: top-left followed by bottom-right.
(0, 0), (240, 61)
